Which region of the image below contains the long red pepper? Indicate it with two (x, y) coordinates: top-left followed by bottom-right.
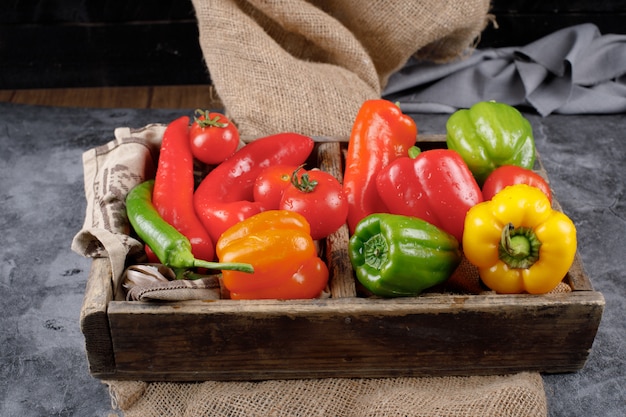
(153, 116), (215, 262)
(194, 132), (314, 243)
(342, 100), (417, 233)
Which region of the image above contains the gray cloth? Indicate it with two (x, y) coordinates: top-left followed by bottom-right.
(384, 23), (626, 116)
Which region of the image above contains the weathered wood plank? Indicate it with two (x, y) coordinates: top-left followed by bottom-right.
(10, 86), (150, 108)
(106, 291), (604, 381)
(0, 90), (14, 102)
(150, 85), (223, 110)
(317, 141), (356, 298)
(79, 257), (116, 377)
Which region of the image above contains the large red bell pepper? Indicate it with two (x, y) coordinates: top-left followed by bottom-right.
(375, 147), (483, 243)
(342, 100), (417, 233)
(194, 133), (314, 243)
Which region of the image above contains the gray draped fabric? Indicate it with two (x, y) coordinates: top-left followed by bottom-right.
(384, 24), (626, 116)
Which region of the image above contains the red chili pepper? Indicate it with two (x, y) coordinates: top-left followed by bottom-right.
(153, 116), (215, 261)
(343, 100), (417, 233)
(376, 147), (483, 243)
(194, 133), (315, 243)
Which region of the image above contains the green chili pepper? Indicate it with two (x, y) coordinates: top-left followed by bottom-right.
(126, 180), (253, 274)
(348, 213), (461, 297)
(446, 101), (535, 185)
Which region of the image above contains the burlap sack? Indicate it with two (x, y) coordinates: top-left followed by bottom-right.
(191, 0), (492, 137)
(105, 373), (547, 417)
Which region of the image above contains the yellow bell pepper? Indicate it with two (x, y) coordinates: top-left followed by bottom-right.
(463, 184), (577, 294)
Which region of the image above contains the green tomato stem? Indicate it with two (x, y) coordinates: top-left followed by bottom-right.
(194, 109), (227, 128)
(291, 165), (318, 193)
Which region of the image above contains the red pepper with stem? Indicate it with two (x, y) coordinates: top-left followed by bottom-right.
(376, 147), (483, 243)
(194, 133), (315, 243)
(153, 116), (215, 261)
(343, 100), (417, 233)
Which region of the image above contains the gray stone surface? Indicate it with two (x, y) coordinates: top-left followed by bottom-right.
(1, 102), (624, 416)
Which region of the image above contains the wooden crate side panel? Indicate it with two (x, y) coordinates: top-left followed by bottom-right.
(107, 292), (604, 381)
(316, 141), (357, 298)
(80, 257), (116, 377)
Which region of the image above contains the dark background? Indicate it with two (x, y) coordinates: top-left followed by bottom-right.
(1, 0), (625, 89)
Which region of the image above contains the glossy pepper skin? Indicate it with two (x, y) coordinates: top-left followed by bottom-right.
(194, 133), (314, 243)
(216, 210), (329, 300)
(126, 180), (253, 274)
(376, 147), (482, 243)
(343, 100), (417, 233)
(153, 116), (215, 262)
(349, 213), (461, 297)
(482, 165), (552, 202)
(446, 101), (535, 185)
(463, 184), (577, 294)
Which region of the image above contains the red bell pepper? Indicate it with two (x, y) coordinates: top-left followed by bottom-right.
(481, 165), (552, 202)
(152, 116), (215, 261)
(343, 100), (417, 233)
(194, 133), (314, 242)
(375, 147), (483, 243)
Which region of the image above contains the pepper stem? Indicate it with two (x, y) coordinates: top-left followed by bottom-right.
(498, 223), (541, 269)
(408, 146), (421, 159)
(193, 259), (254, 273)
(363, 234), (388, 270)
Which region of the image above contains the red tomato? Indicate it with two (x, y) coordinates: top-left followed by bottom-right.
(253, 164), (300, 210)
(280, 167), (348, 240)
(482, 165), (552, 202)
(189, 109), (240, 165)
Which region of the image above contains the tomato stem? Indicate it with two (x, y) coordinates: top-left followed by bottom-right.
(194, 109), (228, 128)
(291, 165), (318, 193)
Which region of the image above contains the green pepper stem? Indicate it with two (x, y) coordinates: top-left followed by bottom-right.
(363, 234), (388, 270)
(408, 146), (421, 159)
(193, 259), (254, 273)
(499, 223), (541, 269)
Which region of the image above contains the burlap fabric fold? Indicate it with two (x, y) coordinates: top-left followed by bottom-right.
(190, 0), (492, 137)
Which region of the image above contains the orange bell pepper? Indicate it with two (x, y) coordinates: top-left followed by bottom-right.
(216, 210), (329, 299)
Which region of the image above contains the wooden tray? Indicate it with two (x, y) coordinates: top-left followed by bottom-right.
(80, 135), (605, 381)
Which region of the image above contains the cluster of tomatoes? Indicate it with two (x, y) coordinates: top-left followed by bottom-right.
(189, 110), (348, 242)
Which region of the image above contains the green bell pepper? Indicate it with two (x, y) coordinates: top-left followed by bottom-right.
(446, 101), (535, 185)
(348, 213), (462, 297)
